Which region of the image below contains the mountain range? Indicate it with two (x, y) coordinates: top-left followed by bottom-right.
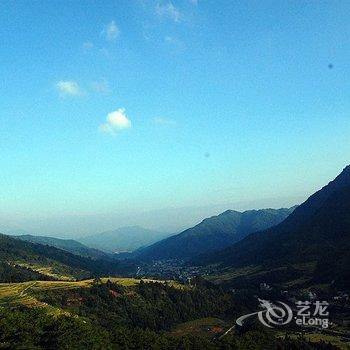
(0, 233), (125, 282)
(15, 234), (109, 260)
(136, 207), (296, 260)
(193, 165), (350, 289)
(78, 226), (171, 253)
(1, 165), (349, 291)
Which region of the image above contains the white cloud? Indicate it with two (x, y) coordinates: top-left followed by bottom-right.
(99, 108), (131, 134)
(153, 116), (176, 126)
(102, 21), (120, 41)
(156, 2), (182, 22)
(189, 0), (198, 4)
(56, 80), (81, 96)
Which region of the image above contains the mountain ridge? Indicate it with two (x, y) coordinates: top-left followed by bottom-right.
(0, 233), (124, 282)
(192, 165), (350, 287)
(135, 206), (296, 261)
(15, 234), (110, 260)
(79, 225), (171, 253)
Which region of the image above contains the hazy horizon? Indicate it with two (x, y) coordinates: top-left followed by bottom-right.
(1, 1), (350, 237)
(0, 165), (347, 238)
(0, 192), (310, 238)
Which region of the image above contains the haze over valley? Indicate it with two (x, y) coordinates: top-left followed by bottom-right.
(1, 1), (350, 348)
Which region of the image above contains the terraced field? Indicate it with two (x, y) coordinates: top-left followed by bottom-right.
(0, 277), (180, 309)
(0, 282), (46, 307)
(206, 265), (263, 283)
(13, 261), (83, 281)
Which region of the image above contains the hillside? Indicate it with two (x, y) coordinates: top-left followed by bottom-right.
(15, 235), (110, 260)
(0, 278), (341, 349)
(79, 226), (170, 253)
(194, 165), (350, 288)
(136, 207), (295, 261)
(0, 234), (124, 282)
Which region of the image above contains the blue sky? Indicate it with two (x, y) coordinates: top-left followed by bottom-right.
(0, 0), (349, 235)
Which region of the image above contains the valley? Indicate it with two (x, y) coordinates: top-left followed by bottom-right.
(0, 166), (350, 349)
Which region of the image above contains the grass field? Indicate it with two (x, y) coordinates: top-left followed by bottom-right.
(285, 332), (350, 350)
(0, 277), (181, 309)
(206, 265), (262, 283)
(0, 282), (46, 307)
(13, 261), (85, 281)
(170, 317), (228, 338)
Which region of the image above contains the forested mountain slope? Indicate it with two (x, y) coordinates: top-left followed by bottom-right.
(194, 166), (350, 288)
(136, 207), (295, 260)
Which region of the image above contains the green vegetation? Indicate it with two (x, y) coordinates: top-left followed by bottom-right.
(282, 333), (350, 350)
(0, 278), (184, 321)
(0, 234), (130, 283)
(170, 317), (228, 338)
(194, 167), (350, 290)
(206, 265), (263, 283)
(0, 282), (44, 307)
(0, 277), (177, 307)
(34, 279), (243, 332)
(304, 334), (350, 350)
(137, 207), (294, 260)
(0, 279), (339, 349)
(0, 261), (54, 283)
(1, 169), (350, 348)
(15, 234), (110, 260)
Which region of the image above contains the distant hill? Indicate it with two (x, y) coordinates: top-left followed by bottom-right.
(15, 234), (110, 260)
(193, 165), (350, 289)
(0, 233), (125, 283)
(135, 207), (296, 261)
(79, 226), (171, 253)
(0, 225), (29, 236)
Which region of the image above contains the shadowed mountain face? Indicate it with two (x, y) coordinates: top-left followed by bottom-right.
(193, 166), (350, 288)
(15, 235), (110, 260)
(135, 207), (296, 261)
(79, 226), (171, 253)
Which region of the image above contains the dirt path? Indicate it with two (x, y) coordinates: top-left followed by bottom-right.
(19, 281), (37, 297)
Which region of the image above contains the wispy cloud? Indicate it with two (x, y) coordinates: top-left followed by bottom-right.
(102, 21), (120, 41)
(55, 80), (81, 97)
(153, 116), (176, 126)
(156, 2), (182, 22)
(56, 79), (110, 97)
(189, 0), (198, 4)
(99, 108), (131, 134)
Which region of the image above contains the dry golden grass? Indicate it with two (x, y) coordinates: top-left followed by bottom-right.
(287, 333), (350, 350)
(0, 277), (182, 309)
(0, 282), (46, 307)
(13, 262), (75, 281)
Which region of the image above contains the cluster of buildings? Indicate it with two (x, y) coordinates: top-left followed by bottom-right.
(135, 259), (216, 282)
